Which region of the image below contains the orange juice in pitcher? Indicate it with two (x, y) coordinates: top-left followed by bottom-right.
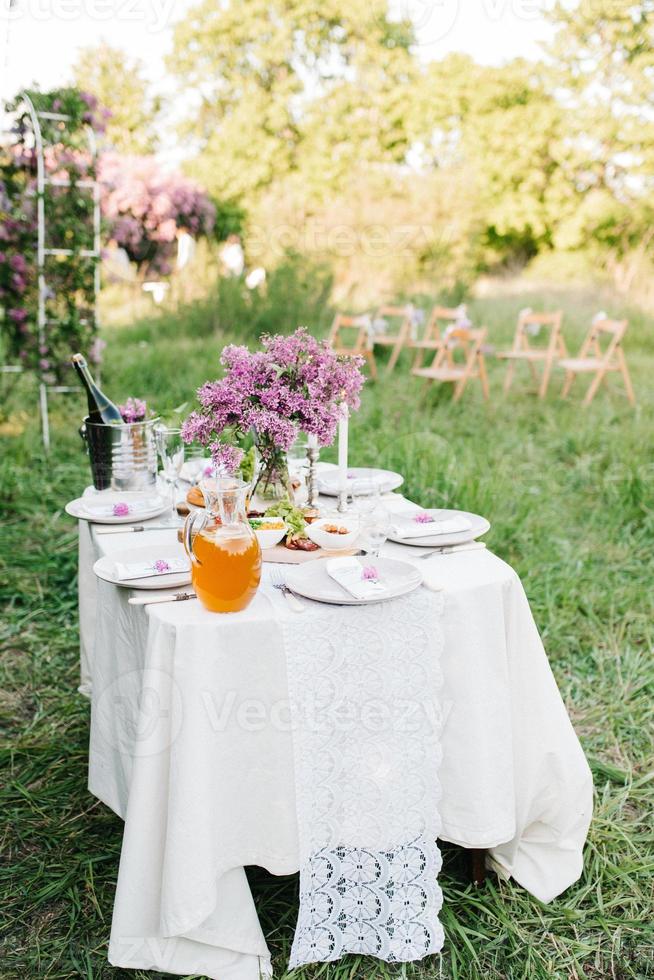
(184, 477), (261, 612)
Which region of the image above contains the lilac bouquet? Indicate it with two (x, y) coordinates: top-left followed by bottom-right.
(119, 397), (147, 423)
(182, 328), (365, 497)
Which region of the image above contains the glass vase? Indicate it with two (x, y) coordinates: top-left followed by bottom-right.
(252, 446), (293, 503)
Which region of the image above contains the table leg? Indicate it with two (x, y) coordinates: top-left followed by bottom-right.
(470, 848), (487, 886)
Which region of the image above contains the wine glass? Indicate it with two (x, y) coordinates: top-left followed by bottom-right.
(288, 434), (310, 506)
(155, 426), (185, 523)
(348, 478), (391, 557)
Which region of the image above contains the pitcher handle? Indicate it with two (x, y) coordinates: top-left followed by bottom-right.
(183, 509), (207, 566)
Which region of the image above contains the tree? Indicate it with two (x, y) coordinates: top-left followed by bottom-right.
(407, 55), (574, 267)
(545, 1), (654, 253)
(169, 0), (416, 200)
(72, 43), (161, 155)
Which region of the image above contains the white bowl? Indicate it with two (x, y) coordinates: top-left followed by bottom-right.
(306, 517), (360, 551)
(251, 521), (287, 549)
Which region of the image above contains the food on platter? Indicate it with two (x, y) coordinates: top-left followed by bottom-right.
(249, 518), (285, 530)
(264, 498), (321, 549)
(285, 536), (320, 552)
(322, 523), (350, 535)
(305, 516), (359, 551)
(186, 485), (204, 508)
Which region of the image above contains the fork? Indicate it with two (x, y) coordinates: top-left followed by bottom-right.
(269, 565), (305, 613)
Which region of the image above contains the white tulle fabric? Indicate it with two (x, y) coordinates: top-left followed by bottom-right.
(282, 590), (445, 968)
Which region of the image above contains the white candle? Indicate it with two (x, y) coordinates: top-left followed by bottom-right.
(338, 402), (349, 494)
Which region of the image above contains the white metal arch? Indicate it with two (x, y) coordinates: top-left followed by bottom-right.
(9, 93), (101, 448)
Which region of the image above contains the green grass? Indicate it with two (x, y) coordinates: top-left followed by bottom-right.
(1, 283), (654, 979)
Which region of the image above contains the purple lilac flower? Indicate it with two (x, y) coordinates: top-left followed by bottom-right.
(8, 308), (28, 322)
(182, 327), (365, 458)
(113, 502), (130, 517)
(209, 442), (244, 475)
(9, 254), (27, 274)
(119, 397), (147, 423)
(362, 566), (379, 581)
(153, 559), (170, 573)
(414, 512), (435, 524)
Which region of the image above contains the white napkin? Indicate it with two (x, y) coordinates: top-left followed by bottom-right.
(112, 556), (189, 582)
(326, 556), (388, 600)
(81, 497), (163, 519)
(392, 513), (472, 539)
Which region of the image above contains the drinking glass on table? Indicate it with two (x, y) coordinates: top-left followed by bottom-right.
(348, 478), (391, 557)
(155, 425), (185, 523)
(287, 435), (310, 506)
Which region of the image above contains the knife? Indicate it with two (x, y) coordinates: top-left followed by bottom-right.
(418, 541), (487, 559)
(95, 523), (180, 535)
(128, 591), (197, 605)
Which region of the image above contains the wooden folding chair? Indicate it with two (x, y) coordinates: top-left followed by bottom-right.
(497, 309), (565, 399)
(558, 315), (635, 406)
(412, 326), (490, 402)
(410, 305), (466, 371)
(370, 305), (414, 374)
(327, 313), (378, 379)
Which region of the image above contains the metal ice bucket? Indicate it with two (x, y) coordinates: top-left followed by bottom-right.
(80, 416), (159, 491)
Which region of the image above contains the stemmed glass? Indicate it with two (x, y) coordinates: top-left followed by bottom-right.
(154, 426), (185, 523)
(348, 478), (391, 557)
(288, 434), (310, 506)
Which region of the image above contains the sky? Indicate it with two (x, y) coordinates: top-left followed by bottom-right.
(1, 0), (555, 160)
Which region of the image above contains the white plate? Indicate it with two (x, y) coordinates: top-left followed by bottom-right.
(93, 544), (192, 590)
(387, 509), (490, 548)
(317, 467), (404, 496)
(285, 556), (422, 605)
(66, 490), (168, 524)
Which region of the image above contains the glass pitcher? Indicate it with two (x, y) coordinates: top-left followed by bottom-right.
(183, 477), (262, 613)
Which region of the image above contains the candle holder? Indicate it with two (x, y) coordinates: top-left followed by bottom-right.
(337, 488), (348, 513)
(307, 444), (320, 508)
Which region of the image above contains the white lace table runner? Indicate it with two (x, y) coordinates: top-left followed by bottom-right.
(282, 590), (445, 968)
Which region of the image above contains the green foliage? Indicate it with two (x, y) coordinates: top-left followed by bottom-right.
(167, 2), (654, 300)
(171, 0), (416, 201)
(1, 282), (654, 978)
(0, 87), (100, 381)
(72, 43), (161, 154)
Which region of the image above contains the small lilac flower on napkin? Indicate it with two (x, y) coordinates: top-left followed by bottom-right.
(113, 502), (130, 517)
(362, 565), (379, 582)
(152, 559), (171, 573)
(414, 512), (435, 524)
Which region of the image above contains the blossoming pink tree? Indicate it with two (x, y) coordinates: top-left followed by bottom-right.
(99, 154), (216, 277)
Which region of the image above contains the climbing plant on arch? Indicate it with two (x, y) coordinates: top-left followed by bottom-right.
(0, 88), (105, 444)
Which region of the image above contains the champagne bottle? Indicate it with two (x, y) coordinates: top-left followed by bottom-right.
(72, 353), (123, 425)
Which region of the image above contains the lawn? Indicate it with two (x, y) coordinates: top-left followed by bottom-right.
(1, 283), (653, 980)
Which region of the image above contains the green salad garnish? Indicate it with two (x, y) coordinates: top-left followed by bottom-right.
(265, 498), (307, 538)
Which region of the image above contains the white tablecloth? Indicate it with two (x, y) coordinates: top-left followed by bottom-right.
(78, 516), (592, 980)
